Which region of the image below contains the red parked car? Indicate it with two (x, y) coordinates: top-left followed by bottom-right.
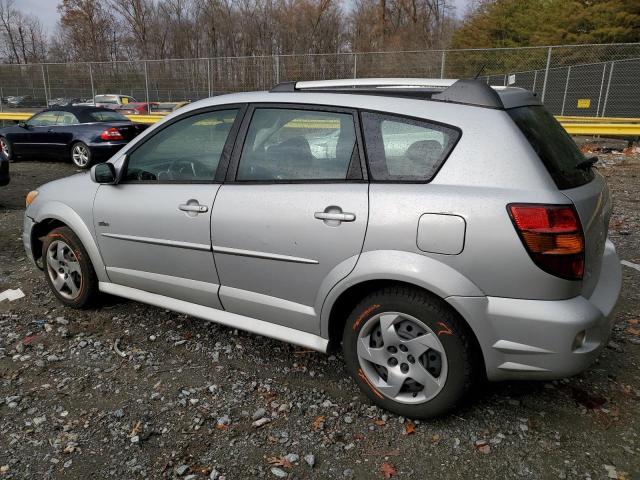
(114, 102), (158, 115)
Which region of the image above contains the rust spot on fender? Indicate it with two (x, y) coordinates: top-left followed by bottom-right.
(436, 321), (454, 337)
(352, 304), (381, 331)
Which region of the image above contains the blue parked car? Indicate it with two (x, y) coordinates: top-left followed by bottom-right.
(0, 106), (146, 169)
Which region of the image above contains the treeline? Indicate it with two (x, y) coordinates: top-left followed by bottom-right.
(0, 0), (455, 64)
(0, 0), (638, 65)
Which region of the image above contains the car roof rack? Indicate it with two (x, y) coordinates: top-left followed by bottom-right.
(269, 78), (539, 110)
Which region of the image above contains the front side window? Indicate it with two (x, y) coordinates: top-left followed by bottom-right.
(362, 112), (459, 182)
(237, 108), (357, 181)
(124, 109), (238, 182)
(28, 111), (60, 127)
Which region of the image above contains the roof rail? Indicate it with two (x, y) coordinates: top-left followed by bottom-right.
(269, 78), (539, 110)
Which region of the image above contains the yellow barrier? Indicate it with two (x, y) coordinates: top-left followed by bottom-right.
(1, 111), (639, 136)
(556, 116), (640, 123)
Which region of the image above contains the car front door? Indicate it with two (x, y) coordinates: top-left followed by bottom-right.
(12, 111), (60, 157)
(211, 105), (369, 334)
(93, 106), (244, 308)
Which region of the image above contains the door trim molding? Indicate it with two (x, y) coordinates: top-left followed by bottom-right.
(101, 232), (211, 251)
(212, 245), (319, 264)
(98, 282), (329, 352)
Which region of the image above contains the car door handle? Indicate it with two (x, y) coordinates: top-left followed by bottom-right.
(179, 204), (208, 213)
(314, 211), (356, 222)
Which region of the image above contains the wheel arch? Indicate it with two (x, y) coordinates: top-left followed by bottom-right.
(320, 250), (485, 352)
(30, 202), (108, 282)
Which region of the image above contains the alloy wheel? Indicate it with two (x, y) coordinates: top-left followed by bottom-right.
(72, 144), (89, 167)
(357, 312), (448, 404)
(0, 138), (9, 158)
(46, 240), (83, 300)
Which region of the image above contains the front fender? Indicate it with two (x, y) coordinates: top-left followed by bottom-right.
(319, 249), (485, 338)
(31, 201), (108, 282)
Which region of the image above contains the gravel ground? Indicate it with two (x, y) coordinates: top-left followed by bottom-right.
(0, 154), (639, 480)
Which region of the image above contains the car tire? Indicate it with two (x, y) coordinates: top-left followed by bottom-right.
(0, 136), (13, 161)
(342, 286), (478, 419)
(42, 226), (98, 309)
(70, 141), (92, 169)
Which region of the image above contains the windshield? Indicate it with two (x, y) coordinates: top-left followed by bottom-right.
(94, 96), (118, 104)
(508, 106), (594, 189)
(90, 111), (129, 122)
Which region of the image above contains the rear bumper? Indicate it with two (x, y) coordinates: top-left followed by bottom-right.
(448, 239), (622, 381)
(88, 142), (127, 162)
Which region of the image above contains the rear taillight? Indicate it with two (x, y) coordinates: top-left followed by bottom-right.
(508, 204), (584, 280)
(100, 128), (124, 141)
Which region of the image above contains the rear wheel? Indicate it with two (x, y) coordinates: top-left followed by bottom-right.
(42, 226), (98, 308)
(71, 142), (92, 169)
(342, 287), (477, 419)
(0, 136), (12, 161)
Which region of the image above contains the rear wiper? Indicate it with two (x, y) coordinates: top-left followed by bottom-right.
(576, 156), (598, 171)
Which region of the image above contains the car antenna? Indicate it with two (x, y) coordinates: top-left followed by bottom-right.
(474, 64), (486, 80)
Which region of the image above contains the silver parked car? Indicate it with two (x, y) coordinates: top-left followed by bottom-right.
(22, 79), (621, 418)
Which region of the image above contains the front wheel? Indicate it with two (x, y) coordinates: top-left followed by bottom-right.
(342, 287), (477, 419)
(71, 142), (92, 169)
(0, 136), (12, 161)
(42, 226), (98, 308)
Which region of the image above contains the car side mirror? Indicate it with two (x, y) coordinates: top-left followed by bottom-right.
(18, 121), (29, 129)
(91, 163), (117, 184)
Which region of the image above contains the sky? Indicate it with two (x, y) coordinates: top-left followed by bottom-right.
(18, 0), (472, 35)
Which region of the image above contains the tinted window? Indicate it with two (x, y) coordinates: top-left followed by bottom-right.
(361, 112), (459, 182)
(508, 106), (594, 189)
(124, 109), (238, 182)
(91, 111), (129, 122)
(237, 108), (356, 181)
(28, 111), (60, 126)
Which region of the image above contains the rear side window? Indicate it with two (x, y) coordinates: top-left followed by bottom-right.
(508, 106), (594, 189)
(361, 112), (459, 182)
(91, 111), (128, 122)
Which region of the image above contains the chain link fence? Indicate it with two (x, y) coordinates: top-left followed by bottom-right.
(0, 43), (639, 117)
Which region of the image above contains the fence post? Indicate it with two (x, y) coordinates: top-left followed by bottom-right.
(440, 50), (446, 78)
(595, 63), (607, 117)
(541, 46), (553, 103)
(41, 64), (49, 106)
(601, 61), (614, 117)
(88, 63), (96, 101)
(532, 70), (538, 93)
(207, 58), (212, 97)
(274, 54), (280, 85)
(561, 66), (571, 115)
(144, 60), (150, 103)
(353, 53), (357, 79)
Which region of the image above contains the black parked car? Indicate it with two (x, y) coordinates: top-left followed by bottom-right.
(0, 107), (147, 169)
(0, 148), (8, 186)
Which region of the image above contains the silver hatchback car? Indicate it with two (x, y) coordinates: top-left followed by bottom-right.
(22, 79), (621, 418)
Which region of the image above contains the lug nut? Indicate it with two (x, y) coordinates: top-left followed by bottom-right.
(407, 354), (415, 364)
(400, 363), (409, 373)
(388, 357), (398, 367)
(387, 346), (397, 353)
(399, 344), (408, 352)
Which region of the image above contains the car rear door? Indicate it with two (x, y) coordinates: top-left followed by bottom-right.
(210, 104), (369, 334)
(93, 106), (244, 308)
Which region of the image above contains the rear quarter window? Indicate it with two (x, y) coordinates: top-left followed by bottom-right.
(508, 106), (594, 189)
(361, 112), (459, 182)
(91, 111), (129, 122)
